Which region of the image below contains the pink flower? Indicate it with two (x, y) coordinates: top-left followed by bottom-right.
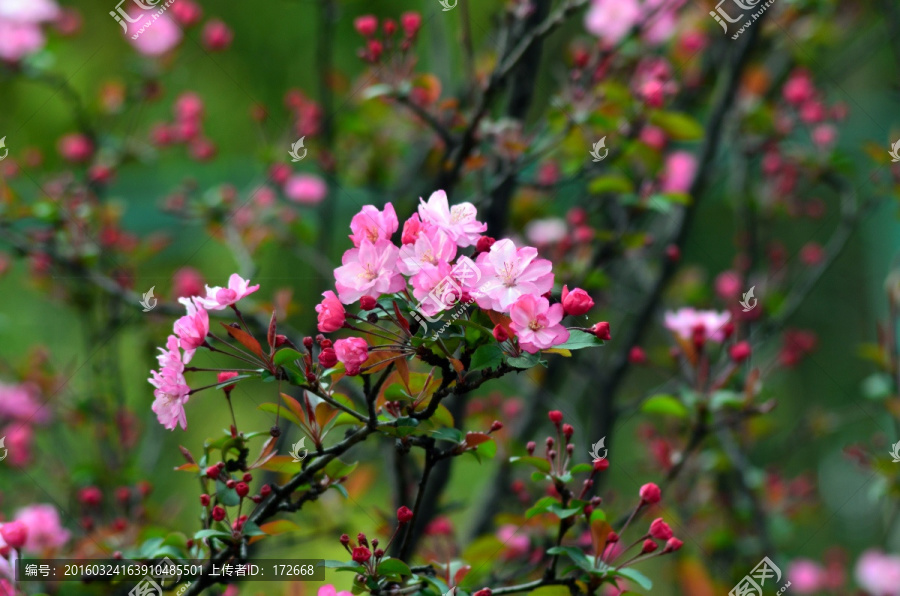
(855, 550), (900, 596)
(663, 308), (731, 343)
(155, 335), (185, 376)
(1, 424), (34, 466)
(584, 0), (641, 44)
(334, 337), (369, 376)
(401, 213), (425, 244)
(57, 133), (93, 163)
(397, 226), (456, 276)
(201, 19), (233, 51)
(126, 12), (182, 56)
(195, 274), (260, 311)
(0, 382), (50, 424)
(714, 270), (742, 300)
(173, 298), (209, 362)
(318, 585), (353, 596)
(334, 239), (405, 304)
(148, 368), (190, 430)
(15, 504), (70, 552)
(648, 518), (673, 540)
(0, 20), (45, 61)
(0, 521), (27, 549)
(417, 190), (486, 248)
(524, 218), (567, 245)
(284, 174), (328, 205)
(173, 267), (205, 298)
(788, 559), (825, 594)
(661, 151), (696, 194)
(475, 239), (554, 312)
(811, 124), (837, 148)
(783, 69), (816, 105)
(349, 203), (399, 247)
(174, 92), (204, 122)
(497, 524), (530, 560)
(508, 295), (569, 354)
(316, 291), (346, 333)
(0, 0), (60, 23)
(170, 0), (202, 27)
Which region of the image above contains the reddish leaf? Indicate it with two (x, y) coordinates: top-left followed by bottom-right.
(178, 445), (195, 464)
(393, 301), (410, 334)
(267, 310), (277, 351)
(174, 463), (199, 473)
(248, 436), (278, 470)
(221, 323), (266, 360)
(315, 401), (338, 429)
(485, 310), (514, 338)
(280, 393), (307, 425)
(453, 565), (471, 586)
(396, 357), (411, 393)
(589, 511), (612, 558)
(464, 432), (491, 447)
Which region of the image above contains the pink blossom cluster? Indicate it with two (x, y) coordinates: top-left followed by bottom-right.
(0, 381), (51, 466)
(0, 504), (70, 586)
(149, 92), (217, 162)
(584, 0), (685, 46)
(148, 274), (258, 430)
(0, 0), (59, 62)
(318, 191), (595, 355)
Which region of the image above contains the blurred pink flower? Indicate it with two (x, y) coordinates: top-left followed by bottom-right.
(0, 0), (59, 22)
(15, 504), (70, 552)
(524, 218), (567, 245)
(202, 19), (233, 51)
(173, 267), (205, 299)
(855, 550), (900, 596)
(349, 203), (399, 247)
(194, 273), (260, 311)
(334, 337), (369, 376)
(509, 294), (569, 354)
(474, 239), (554, 312)
(334, 239), (405, 304)
(584, 0), (641, 44)
(155, 335), (184, 376)
(0, 382), (50, 424)
(0, 21), (45, 61)
(284, 174), (328, 205)
(126, 12), (182, 56)
(318, 586), (353, 596)
(174, 92), (204, 122)
(714, 270), (742, 300)
(173, 298), (209, 362)
(496, 524), (530, 559)
(418, 190), (486, 248)
(811, 124), (837, 148)
(661, 151), (696, 194)
(664, 308), (731, 342)
(1, 424), (33, 466)
(783, 69), (816, 105)
(788, 559), (825, 594)
(57, 133), (93, 163)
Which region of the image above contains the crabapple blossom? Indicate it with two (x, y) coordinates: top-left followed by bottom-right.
(15, 504), (70, 551)
(661, 151), (696, 194)
(788, 559), (825, 594)
(0, 0), (59, 61)
(318, 585), (353, 596)
(349, 203), (399, 246)
(854, 550), (900, 596)
(0, 521), (27, 549)
(315, 291), (346, 333)
(194, 273), (260, 310)
(284, 174), (328, 205)
(334, 337), (369, 376)
(417, 190), (486, 247)
(474, 239), (554, 312)
(126, 12), (182, 56)
(334, 239), (405, 304)
(173, 298), (210, 362)
(584, 0), (641, 44)
(509, 295), (569, 354)
(0, 381), (50, 424)
(664, 308), (731, 343)
(401, 213), (425, 245)
(639, 482), (661, 504)
(397, 225), (457, 276)
(148, 369), (190, 430)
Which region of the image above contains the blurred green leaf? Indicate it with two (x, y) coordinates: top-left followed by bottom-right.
(641, 394), (689, 418)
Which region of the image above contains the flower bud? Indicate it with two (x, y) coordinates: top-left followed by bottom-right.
(562, 423), (574, 439)
(664, 537), (684, 553)
(319, 347), (338, 368)
(360, 295), (378, 310)
(200, 494), (210, 507)
(641, 539), (658, 554)
(607, 531), (619, 543)
(593, 458), (610, 471)
(492, 324), (509, 342)
(628, 346), (647, 364)
(217, 371), (239, 392)
(79, 486), (103, 507)
(561, 285), (594, 316)
(639, 483), (661, 505)
(548, 410), (563, 425)
(397, 506), (414, 524)
(649, 518), (673, 540)
(490, 420), (503, 432)
(475, 236), (496, 255)
(340, 534), (350, 546)
(243, 473), (253, 482)
(357, 533), (368, 547)
(205, 465), (220, 480)
(354, 14), (378, 36)
(590, 322), (611, 341)
(526, 441), (536, 455)
(473, 589), (492, 596)
(211, 506), (226, 521)
(665, 244), (680, 262)
(730, 341), (751, 363)
(351, 546), (371, 563)
(374, 548), (385, 558)
(0, 521), (28, 549)
(235, 482), (250, 498)
(226, 479), (236, 489)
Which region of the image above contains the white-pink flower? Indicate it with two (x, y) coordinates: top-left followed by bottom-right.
(585, 0), (641, 44)
(0, 0), (59, 22)
(284, 174), (328, 205)
(318, 585), (353, 596)
(0, 0), (58, 61)
(334, 239), (405, 304)
(509, 294), (569, 354)
(148, 369), (191, 430)
(174, 298), (210, 363)
(661, 151), (696, 194)
(126, 12), (182, 56)
(0, 381), (50, 425)
(855, 550), (900, 596)
(397, 225), (457, 276)
(155, 334), (185, 376)
(474, 239), (554, 312)
(334, 337), (369, 376)
(663, 308), (731, 342)
(417, 190), (486, 248)
(14, 504), (70, 552)
(349, 203), (399, 247)
(194, 273), (260, 310)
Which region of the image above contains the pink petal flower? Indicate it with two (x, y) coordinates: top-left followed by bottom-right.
(661, 151), (696, 194)
(148, 368), (190, 430)
(173, 298), (209, 362)
(334, 239), (405, 304)
(663, 308), (731, 342)
(334, 337), (369, 376)
(855, 550), (900, 596)
(315, 290), (346, 333)
(284, 174), (328, 205)
(349, 203), (399, 246)
(0, 0), (59, 23)
(788, 559), (825, 594)
(318, 585), (353, 596)
(194, 274), (260, 310)
(14, 504), (70, 552)
(417, 190), (486, 248)
(126, 12), (182, 56)
(509, 294), (569, 354)
(397, 225), (456, 276)
(0, 20), (45, 61)
(474, 239), (554, 312)
(584, 0), (641, 44)
(0, 382), (50, 425)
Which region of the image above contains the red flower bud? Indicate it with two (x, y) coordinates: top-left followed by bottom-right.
(79, 486), (103, 507)
(382, 19), (396, 35)
(628, 346), (647, 364)
(340, 534), (350, 546)
(548, 410), (563, 424)
(639, 482), (661, 505)
(354, 15), (378, 36)
(490, 420), (503, 432)
(591, 322), (611, 341)
(200, 494), (210, 507)
(593, 458), (610, 471)
(351, 546), (372, 563)
(561, 285), (594, 316)
(211, 506), (226, 521)
(664, 537), (684, 553)
(357, 533), (368, 546)
(473, 590), (492, 596)
(319, 347), (338, 368)
(562, 423), (574, 439)
(217, 372), (239, 391)
(475, 236), (496, 255)
(226, 479), (236, 489)
(730, 341), (751, 363)
(275, 334), (288, 347)
(492, 324), (509, 342)
(205, 465), (220, 480)
(607, 531), (619, 543)
(243, 473), (253, 482)
(400, 11), (422, 37)
(0, 521), (28, 549)
(641, 539), (659, 554)
(360, 295), (378, 310)
(374, 548), (385, 558)
(260, 484), (272, 497)
(665, 244), (680, 262)
(649, 518), (673, 540)
(235, 482), (250, 498)
(526, 441), (536, 455)
(397, 506), (414, 524)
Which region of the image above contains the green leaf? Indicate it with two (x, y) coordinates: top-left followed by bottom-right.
(508, 352), (541, 369)
(215, 480), (240, 507)
(710, 390), (744, 411)
(258, 403), (304, 428)
(510, 456), (551, 473)
(525, 496), (559, 519)
(324, 458), (359, 479)
(528, 586), (572, 596)
(194, 529), (232, 541)
(589, 174), (634, 194)
(241, 520), (266, 537)
(547, 503), (583, 519)
(546, 546), (593, 571)
(473, 437), (497, 460)
(319, 560), (366, 573)
(616, 568), (652, 590)
(431, 428), (464, 443)
(648, 111), (703, 140)
(862, 373), (893, 400)
(376, 558), (412, 577)
(641, 394), (688, 418)
(470, 344), (505, 372)
(570, 463), (594, 475)
(211, 374), (254, 390)
(554, 330), (604, 351)
(380, 417), (420, 438)
(273, 348), (305, 366)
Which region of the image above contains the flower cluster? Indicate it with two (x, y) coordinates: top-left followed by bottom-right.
(0, 381), (51, 466)
(148, 274), (259, 430)
(0, 0), (60, 62)
(0, 503), (70, 591)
